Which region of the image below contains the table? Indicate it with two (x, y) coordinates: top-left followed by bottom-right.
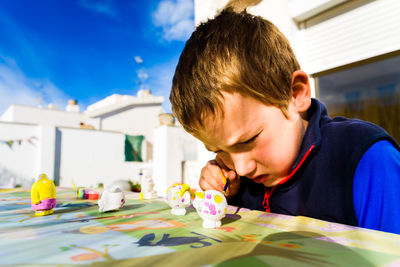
(1, 187), (399, 266)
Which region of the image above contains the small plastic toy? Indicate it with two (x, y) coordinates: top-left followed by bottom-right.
(193, 190), (227, 228)
(76, 188), (99, 200)
(31, 173), (57, 216)
(165, 183), (191, 215)
(87, 190), (100, 200)
(140, 175), (157, 200)
(98, 186), (125, 212)
(77, 187), (86, 199)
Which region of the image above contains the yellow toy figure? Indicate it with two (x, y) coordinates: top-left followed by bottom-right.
(31, 173), (57, 216)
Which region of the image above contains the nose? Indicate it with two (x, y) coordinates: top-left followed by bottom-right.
(231, 153), (256, 177)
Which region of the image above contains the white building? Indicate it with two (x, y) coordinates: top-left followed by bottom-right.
(85, 91), (164, 144)
(1, 89), (164, 145)
(0, 90), (167, 188)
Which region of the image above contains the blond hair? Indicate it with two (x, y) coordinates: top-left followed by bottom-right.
(170, 8), (300, 135)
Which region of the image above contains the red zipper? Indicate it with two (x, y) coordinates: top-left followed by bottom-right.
(262, 145), (315, 212)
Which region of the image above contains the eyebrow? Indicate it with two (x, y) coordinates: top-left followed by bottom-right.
(205, 130), (260, 153)
(227, 129), (262, 147)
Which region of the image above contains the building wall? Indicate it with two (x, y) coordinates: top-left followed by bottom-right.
(0, 122), (40, 187)
(57, 127), (150, 188)
(152, 125), (210, 195)
(1, 105), (99, 129)
(0, 112), (209, 193)
(99, 104), (163, 144)
(290, 0), (349, 22)
(0, 121), (149, 188)
(300, 0), (400, 74)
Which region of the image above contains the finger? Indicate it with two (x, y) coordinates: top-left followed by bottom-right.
(214, 158), (237, 185)
(227, 170), (237, 180)
(206, 160), (227, 187)
(209, 159), (227, 178)
(199, 176), (220, 191)
(207, 171), (224, 190)
(200, 167), (223, 190)
(213, 158), (230, 180)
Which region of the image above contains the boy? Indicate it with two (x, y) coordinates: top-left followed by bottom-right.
(170, 8), (400, 234)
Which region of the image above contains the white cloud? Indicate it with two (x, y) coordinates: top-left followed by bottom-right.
(152, 0), (194, 41)
(78, 0), (117, 18)
(134, 56), (143, 64)
(0, 56), (71, 114)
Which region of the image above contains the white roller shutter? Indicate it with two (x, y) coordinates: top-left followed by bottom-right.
(302, 0), (400, 74)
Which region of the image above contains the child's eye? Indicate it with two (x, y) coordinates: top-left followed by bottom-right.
(240, 133), (259, 145)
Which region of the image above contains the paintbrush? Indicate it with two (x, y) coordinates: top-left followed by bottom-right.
(221, 171), (230, 195)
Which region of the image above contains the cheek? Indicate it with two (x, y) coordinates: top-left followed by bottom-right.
(253, 140), (273, 165)
(258, 122), (302, 174)
(255, 135), (288, 171)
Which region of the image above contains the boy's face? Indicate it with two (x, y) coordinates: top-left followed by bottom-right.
(197, 91), (308, 187)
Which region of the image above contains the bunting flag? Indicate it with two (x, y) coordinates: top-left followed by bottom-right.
(0, 136), (38, 149)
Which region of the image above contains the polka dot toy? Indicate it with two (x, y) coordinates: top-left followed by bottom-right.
(193, 190), (227, 228)
(165, 183), (191, 215)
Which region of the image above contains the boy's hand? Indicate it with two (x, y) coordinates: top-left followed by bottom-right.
(199, 158), (241, 198)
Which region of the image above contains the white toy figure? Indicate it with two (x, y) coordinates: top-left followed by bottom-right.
(193, 190), (227, 228)
(98, 186), (125, 212)
(165, 183), (191, 215)
(140, 169), (157, 199)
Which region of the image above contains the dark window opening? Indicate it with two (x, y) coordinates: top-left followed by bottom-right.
(316, 54), (400, 143)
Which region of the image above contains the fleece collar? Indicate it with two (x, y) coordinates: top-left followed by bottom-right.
(262, 98), (329, 211)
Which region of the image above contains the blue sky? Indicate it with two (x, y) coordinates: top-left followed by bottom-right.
(0, 0), (194, 114)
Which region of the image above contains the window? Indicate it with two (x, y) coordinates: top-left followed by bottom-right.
(316, 54), (400, 143)
(124, 134), (144, 162)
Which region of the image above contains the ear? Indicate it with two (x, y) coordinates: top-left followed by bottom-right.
(290, 70), (311, 113)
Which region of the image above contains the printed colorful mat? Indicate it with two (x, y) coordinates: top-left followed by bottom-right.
(0, 187), (399, 266)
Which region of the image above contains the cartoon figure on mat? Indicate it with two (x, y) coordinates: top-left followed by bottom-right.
(31, 173), (57, 216)
(136, 232), (221, 248)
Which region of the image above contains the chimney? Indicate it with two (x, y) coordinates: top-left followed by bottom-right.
(66, 99), (80, 112)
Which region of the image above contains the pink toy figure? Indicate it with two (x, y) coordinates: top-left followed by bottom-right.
(165, 183), (191, 215)
(31, 173), (57, 216)
(193, 190), (227, 228)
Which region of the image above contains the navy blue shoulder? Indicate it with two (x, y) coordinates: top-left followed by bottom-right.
(320, 116), (400, 164)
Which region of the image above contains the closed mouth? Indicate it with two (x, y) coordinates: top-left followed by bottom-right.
(252, 175), (269, 184)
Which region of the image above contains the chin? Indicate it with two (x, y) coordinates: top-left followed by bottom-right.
(253, 175), (270, 185)
(262, 181), (275, 187)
